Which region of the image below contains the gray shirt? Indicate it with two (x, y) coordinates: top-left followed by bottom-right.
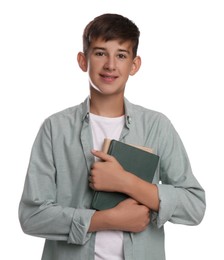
(19, 97), (206, 260)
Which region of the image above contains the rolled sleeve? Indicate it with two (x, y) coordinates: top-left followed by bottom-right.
(19, 117), (97, 245)
(155, 184), (178, 228)
(153, 117), (206, 228)
(68, 209), (95, 245)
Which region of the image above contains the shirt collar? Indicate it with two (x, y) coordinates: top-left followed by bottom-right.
(81, 96), (133, 127)
(81, 97), (90, 122)
(124, 98), (133, 128)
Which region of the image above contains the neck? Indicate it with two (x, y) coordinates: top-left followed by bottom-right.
(89, 90), (125, 118)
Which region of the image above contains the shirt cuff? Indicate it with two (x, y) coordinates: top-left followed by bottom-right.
(154, 184), (178, 228)
(68, 208), (96, 245)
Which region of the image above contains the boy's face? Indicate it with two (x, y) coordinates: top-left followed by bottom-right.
(78, 38), (141, 96)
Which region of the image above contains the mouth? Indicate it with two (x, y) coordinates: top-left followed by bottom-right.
(100, 74), (118, 83)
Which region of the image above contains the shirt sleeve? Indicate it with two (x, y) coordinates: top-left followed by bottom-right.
(18, 118), (95, 245)
(154, 117), (206, 228)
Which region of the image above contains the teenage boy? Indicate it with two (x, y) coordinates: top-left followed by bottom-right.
(19, 13), (206, 260)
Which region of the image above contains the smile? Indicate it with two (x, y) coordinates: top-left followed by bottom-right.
(100, 74), (118, 83)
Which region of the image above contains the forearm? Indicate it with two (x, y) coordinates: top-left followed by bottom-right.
(19, 200), (95, 245)
(121, 171), (160, 211)
(156, 184), (206, 227)
(88, 209), (114, 232)
(89, 198), (150, 233)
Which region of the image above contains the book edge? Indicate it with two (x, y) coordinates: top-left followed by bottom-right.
(102, 138), (154, 154)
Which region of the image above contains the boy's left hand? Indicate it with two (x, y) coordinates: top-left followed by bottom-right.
(89, 149), (128, 192)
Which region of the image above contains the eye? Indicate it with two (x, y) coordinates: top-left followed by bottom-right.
(117, 53), (127, 59)
(95, 51), (106, 57)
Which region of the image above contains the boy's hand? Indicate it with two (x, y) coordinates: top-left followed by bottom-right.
(112, 198), (150, 232)
(89, 198), (150, 233)
(89, 149), (128, 192)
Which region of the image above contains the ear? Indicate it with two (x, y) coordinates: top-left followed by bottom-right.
(130, 56), (141, 76)
(77, 52), (88, 72)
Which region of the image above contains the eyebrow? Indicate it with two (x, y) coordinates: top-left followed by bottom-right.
(92, 47), (130, 54)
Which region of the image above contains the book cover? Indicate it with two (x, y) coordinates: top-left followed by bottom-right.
(91, 139), (159, 210)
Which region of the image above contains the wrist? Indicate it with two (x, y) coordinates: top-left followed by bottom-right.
(119, 171), (137, 195)
(88, 208), (116, 232)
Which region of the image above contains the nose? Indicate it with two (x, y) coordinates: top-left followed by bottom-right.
(103, 56), (116, 71)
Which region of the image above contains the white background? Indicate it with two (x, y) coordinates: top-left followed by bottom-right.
(0, 0), (223, 259)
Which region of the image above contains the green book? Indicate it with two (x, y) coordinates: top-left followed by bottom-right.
(91, 139), (159, 210)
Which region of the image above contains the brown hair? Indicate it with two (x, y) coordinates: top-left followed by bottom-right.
(82, 13), (140, 57)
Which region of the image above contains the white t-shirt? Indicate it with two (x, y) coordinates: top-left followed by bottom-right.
(89, 113), (125, 260)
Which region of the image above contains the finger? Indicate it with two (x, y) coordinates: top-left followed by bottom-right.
(88, 175), (96, 190)
(91, 149), (114, 162)
(89, 182), (95, 190)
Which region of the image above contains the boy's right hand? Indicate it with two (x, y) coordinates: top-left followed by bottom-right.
(111, 198), (150, 233)
(89, 198), (150, 233)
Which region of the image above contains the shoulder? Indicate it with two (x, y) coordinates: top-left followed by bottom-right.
(49, 104), (81, 120)
(38, 100), (87, 134)
(127, 100), (171, 127)
(45, 99), (87, 125)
